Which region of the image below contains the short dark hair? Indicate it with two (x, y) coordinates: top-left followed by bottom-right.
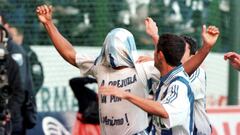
(157, 33), (185, 67)
(180, 35), (198, 55)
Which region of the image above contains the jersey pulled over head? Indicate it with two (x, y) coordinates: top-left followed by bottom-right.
(95, 28), (138, 68)
(94, 28), (152, 90)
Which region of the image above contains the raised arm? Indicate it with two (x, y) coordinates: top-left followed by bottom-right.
(224, 52), (240, 71)
(36, 5), (77, 66)
(145, 17), (159, 46)
(145, 18), (220, 75)
(183, 25), (220, 75)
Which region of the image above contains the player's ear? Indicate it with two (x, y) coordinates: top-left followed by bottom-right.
(158, 51), (164, 60)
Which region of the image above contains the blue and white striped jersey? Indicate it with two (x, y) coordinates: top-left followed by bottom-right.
(190, 67), (211, 135)
(152, 65), (194, 135)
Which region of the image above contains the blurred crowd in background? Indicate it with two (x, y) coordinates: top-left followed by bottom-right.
(0, 0), (231, 52)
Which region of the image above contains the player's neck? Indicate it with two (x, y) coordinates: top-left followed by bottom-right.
(160, 64), (175, 77)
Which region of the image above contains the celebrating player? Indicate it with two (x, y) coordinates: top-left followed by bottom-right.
(36, 4), (219, 135)
(100, 18), (219, 135)
(100, 33), (194, 134)
(181, 35), (211, 135)
(36, 5), (160, 135)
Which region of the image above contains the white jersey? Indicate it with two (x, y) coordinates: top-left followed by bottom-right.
(76, 53), (160, 135)
(190, 67), (211, 135)
(152, 65), (194, 135)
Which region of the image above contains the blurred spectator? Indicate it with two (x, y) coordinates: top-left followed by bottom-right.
(224, 52), (240, 71)
(23, 45), (44, 96)
(0, 15), (37, 135)
(0, 23), (25, 135)
(69, 77), (100, 135)
(11, 25), (44, 96)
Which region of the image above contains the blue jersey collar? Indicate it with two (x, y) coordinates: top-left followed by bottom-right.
(160, 65), (184, 85)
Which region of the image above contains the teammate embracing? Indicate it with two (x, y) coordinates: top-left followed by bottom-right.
(181, 35), (211, 135)
(100, 18), (219, 135)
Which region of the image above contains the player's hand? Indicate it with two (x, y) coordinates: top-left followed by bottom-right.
(224, 52), (240, 70)
(145, 17), (159, 38)
(202, 25), (220, 49)
(36, 5), (53, 24)
(136, 56), (153, 63)
(99, 86), (128, 99)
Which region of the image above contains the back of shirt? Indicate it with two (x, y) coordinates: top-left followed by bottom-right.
(96, 66), (149, 135)
(190, 67), (211, 135)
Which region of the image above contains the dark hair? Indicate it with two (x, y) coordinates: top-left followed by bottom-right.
(180, 35), (198, 55)
(157, 33), (185, 66)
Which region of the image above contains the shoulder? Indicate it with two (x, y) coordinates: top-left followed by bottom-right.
(168, 75), (190, 90)
(7, 40), (22, 52)
(190, 67), (206, 82)
(75, 53), (95, 65)
(136, 60), (154, 67)
(136, 61), (160, 76)
(169, 79), (188, 90)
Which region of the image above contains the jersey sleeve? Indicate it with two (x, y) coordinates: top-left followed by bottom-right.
(75, 53), (95, 76)
(141, 61), (160, 92)
(190, 68), (206, 100)
(160, 82), (190, 128)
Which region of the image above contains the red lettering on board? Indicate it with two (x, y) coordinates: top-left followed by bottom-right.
(223, 122), (230, 135)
